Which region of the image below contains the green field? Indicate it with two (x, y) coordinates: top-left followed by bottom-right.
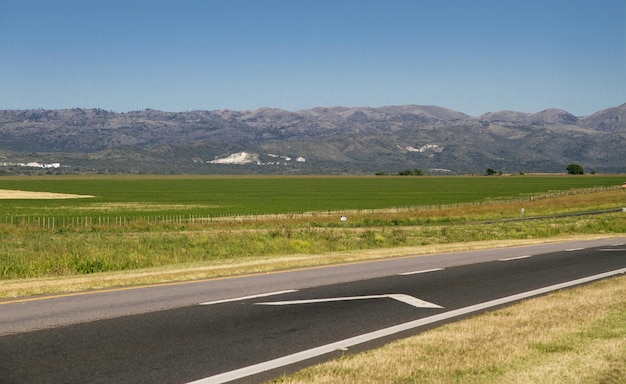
(1, 174), (624, 221)
(0, 174), (624, 283)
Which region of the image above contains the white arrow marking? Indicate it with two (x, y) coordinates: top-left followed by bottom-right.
(256, 294), (443, 309)
(188, 268), (626, 384)
(199, 290), (298, 306)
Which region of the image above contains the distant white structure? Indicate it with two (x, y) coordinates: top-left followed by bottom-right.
(1, 161), (61, 168)
(208, 152), (307, 165)
(208, 152), (260, 165)
(403, 144), (444, 153)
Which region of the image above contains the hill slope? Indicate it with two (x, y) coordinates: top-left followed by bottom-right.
(0, 104), (624, 174)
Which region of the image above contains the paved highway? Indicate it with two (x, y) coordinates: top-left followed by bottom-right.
(1, 237), (625, 383)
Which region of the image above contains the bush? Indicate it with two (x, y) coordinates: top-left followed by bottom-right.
(567, 164), (585, 175)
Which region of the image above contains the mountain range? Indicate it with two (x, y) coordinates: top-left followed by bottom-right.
(0, 103), (624, 175)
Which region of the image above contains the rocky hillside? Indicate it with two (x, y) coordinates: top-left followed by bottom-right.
(0, 103), (624, 175)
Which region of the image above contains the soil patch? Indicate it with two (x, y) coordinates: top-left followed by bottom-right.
(0, 189), (94, 199)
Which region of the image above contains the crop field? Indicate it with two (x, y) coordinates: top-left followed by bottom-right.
(0, 174), (624, 225)
(0, 174), (624, 286)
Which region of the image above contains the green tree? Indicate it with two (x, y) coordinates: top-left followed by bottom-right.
(485, 168), (496, 176)
(566, 163), (585, 175)
(398, 169), (424, 176)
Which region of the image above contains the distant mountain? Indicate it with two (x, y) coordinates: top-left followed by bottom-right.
(479, 108), (580, 125)
(0, 103), (624, 175)
(580, 103), (626, 132)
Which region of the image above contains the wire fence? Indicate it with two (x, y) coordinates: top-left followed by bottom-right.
(1, 185), (622, 230)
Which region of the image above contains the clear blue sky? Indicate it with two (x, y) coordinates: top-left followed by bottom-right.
(1, 0), (624, 116)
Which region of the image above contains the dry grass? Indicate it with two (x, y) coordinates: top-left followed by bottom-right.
(270, 275), (626, 384)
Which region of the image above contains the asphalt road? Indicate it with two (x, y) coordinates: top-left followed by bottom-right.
(1, 237), (625, 384)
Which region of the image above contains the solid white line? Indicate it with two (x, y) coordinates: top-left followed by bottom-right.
(186, 268), (626, 384)
(498, 255), (532, 261)
(565, 248), (585, 252)
(398, 268), (444, 275)
(198, 290), (298, 306)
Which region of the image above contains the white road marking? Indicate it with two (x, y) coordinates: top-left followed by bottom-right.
(199, 290), (298, 306)
(612, 243), (625, 246)
(565, 248), (585, 252)
(187, 268), (626, 384)
(398, 268), (444, 275)
(256, 294), (443, 309)
(599, 249), (626, 252)
(498, 255), (532, 261)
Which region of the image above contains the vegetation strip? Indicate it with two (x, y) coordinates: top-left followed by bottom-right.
(479, 207), (625, 224)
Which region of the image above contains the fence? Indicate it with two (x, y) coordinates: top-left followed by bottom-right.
(0, 214), (220, 229)
(1, 185), (622, 230)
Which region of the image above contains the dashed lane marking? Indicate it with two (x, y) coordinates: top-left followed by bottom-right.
(498, 255), (532, 261)
(199, 290), (298, 306)
(398, 268), (444, 276)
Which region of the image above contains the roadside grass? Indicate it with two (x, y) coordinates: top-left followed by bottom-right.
(0, 209), (623, 281)
(269, 274), (626, 384)
(3, 235), (618, 299)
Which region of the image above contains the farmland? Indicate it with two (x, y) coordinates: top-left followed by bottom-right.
(0, 174), (624, 222)
(0, 174), (624, 292)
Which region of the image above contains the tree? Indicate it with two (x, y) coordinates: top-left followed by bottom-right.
(398, 168), (424, 176)
(566, 163), (585, 175)
(485, 168), (496, 176)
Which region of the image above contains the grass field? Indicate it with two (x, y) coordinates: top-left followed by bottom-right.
(0, 174), (624, 287)
(0, 174), (624, 220)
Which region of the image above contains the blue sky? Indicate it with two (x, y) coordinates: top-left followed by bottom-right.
(1, 0), (624, 116)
